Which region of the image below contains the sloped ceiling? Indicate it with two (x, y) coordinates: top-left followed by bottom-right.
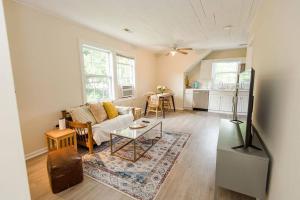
(15, 0), (261, 51)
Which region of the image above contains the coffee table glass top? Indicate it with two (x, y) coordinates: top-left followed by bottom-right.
(110, 118), (162, 139)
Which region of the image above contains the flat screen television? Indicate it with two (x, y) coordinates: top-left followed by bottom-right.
(244, 68), (255, 148)
(233, 68), (258, 149)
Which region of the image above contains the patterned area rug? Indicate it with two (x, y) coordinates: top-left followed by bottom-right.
(81, 130), (190, 200)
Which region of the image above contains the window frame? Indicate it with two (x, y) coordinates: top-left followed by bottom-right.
(116, 54), (136, 87)
(80, 44), (114, 103)
(79, 40), (136, 103)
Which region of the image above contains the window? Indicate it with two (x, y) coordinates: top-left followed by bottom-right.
(81, 44), (113, 102)
(116, 55), (135, 86)
(80, 43), (136, 102)
(239, 68), (251, 89)
(212, 62), (240, 89)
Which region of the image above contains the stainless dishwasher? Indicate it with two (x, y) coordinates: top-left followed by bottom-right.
(193, 90), (209, 110)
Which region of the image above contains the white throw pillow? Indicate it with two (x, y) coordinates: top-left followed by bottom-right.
(69, 105), (96, 125)
(116, 106), (133, 115)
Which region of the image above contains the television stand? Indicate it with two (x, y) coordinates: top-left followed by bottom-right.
(232, 144), (262, 151)
(230, 119), (244, 124)
(231, 125), (262, 150)
(215, 119), (269, 199)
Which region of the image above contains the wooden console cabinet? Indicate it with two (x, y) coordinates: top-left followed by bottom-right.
(215, 119), (269, 199)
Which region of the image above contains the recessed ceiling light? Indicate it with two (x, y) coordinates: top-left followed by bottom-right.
(123, 28), (132, 33)
(223, 25), (232, 30)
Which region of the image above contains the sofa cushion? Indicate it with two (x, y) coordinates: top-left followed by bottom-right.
(89, 102), (107, 123)
(103, 102), (119, 119)
(69, 105), (96, 125)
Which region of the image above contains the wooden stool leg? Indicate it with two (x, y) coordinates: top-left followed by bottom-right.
(74, 133), (77, 151)
(51, 139), (55, 150)
(46, 136), (50, 150)
(56, 139), (59, 150)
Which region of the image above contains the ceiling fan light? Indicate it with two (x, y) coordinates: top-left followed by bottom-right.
(170, 51), (176, 56)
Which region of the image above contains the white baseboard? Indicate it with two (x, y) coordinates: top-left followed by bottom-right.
(25, 147), (48, 160)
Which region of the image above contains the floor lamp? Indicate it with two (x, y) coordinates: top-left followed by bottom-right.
(231, 63), (246, 124)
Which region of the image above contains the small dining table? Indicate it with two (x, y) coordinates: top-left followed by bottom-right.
(144, 93), (176, 118)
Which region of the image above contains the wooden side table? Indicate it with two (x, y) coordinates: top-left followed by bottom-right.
(45, 128), (77, 151)
(133, 107), (142, 120)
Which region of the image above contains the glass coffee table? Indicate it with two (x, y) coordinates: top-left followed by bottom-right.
(110, 118), (162, 162)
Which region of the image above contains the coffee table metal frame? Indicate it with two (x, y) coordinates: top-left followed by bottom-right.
(110, 121), (162, 162)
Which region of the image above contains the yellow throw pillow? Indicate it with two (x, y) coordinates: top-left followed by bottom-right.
(102, 102), (119, 119)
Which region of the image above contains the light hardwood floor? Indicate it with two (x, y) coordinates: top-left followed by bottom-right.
(26, 111), (254, 200)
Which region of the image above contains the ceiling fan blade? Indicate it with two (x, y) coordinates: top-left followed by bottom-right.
(177, 48), (193, 51)
(177, 50), (188, 55)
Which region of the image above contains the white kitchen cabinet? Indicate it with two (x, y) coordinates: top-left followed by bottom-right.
(208, 94), (221, 111)
(237, 96), (243, 113)
(237, 92), (249, 113)
(184, 89), (194, 109)
(220, 95), (233, 112)
(209, 91), (248, 114)
(240, 95), (249, 113)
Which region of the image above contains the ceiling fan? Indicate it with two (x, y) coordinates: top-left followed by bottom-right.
(166, 46), (193, 56)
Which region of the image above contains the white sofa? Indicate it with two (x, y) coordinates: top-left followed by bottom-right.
(62, 105), (134, 153)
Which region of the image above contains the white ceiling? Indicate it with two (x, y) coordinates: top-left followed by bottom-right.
(16, 0), (261, 51)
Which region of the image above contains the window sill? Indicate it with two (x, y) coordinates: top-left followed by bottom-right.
(113, 96), (136, 103)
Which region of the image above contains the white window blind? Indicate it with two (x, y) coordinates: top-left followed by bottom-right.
(81, 44), (113, 102)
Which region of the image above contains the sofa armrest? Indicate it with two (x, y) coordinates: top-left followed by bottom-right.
(67, 120), (93, 154)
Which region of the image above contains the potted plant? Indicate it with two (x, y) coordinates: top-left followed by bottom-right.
(157, 85), (167, 94)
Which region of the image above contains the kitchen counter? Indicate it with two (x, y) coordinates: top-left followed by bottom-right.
(185, 88), (249, 92)
(184, 88), (250, 113)
(185, 88), (209, 90)
(209, 89), (249, 92)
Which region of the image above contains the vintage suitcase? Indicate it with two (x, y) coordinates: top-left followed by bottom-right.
(47, 147), (83, 193)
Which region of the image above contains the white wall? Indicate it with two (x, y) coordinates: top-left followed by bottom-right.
(186, 65), (201, 86)
(0, 0), (30, 198)
(204, 48), (246, 60)
(249, 0), (300, 199)
(4, 0), (157, 155)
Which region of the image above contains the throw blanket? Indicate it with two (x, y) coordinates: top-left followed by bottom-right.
(92, 113), (134, 145)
